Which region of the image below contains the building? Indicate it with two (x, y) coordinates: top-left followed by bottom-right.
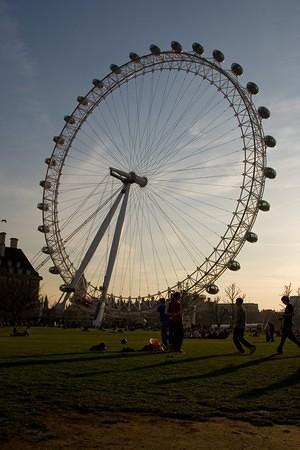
(289, 296), (300, 329)
(0, 232), (42, 322)
(202, 302), (261, 326)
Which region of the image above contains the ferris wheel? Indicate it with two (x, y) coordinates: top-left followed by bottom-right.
(37, 41), (277, 304)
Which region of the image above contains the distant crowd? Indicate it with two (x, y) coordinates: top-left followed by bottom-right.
(184, 326), (229, 339)
(105, 296), (157, 311)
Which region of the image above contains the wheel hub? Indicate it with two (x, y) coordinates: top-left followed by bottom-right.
(110, 167), (148, 187)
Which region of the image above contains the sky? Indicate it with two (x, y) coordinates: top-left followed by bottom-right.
(0, 0), (300, 310)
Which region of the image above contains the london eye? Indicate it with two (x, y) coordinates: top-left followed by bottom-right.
(37, 41), (277, 307)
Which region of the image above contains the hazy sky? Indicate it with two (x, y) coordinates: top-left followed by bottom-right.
(1, 0), (300, 309)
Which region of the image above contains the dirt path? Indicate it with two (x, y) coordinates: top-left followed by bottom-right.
(2, 410), (300, 450)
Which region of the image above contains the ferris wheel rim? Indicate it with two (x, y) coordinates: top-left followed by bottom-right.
(40, 46), (270, 300)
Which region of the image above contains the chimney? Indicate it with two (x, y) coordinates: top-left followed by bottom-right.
(0, 232), (6, 257)
(10, 238), (18, 249)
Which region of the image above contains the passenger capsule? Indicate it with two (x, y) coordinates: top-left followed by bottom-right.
(246, 231), (258, 243)
(258, 200), (270, 212)
(212, 49), (224, 62)
(60, 284), (75, 293)
(264, 167), (277, 179)
(227, 260), (241, 271)
(258, 106), (270, 119)
(149, 44), (161, 55)
(206, 284), (219, 295)
(45, 157), (57, 167)
(110, 64), (121, 74)
(92, 79), (104, 89)
(64, 115), (76, 124)
(129, 52), (140, 62)
(38, 225), (50, 233)
(264, 135), (276, 148)
(77, 96), (88, 105)
(53, 136), (65, 145)
(37, 203), (49, 211)
(231, 63), (243, 76)
(246, 82), (259, 95)
(42, 246), (53, 255)
(192, 42), (204, 55)
(40, 180), (51, 189)
(171, 41), (182, 53)
(49, 266), (60, 274)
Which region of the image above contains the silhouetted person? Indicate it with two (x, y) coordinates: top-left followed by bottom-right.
(157, 297), (169, 349)
(277, 296), (300, 354)
(265, 321), (274, 343)
(233, 297), (256, 354)
(167, 292), (184, 352)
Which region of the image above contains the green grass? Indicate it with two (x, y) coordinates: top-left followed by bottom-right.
(0, 327), (300, 440)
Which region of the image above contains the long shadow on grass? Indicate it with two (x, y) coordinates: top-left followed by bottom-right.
(157, 355), (274, 385)
(0, 351), (163, 369)
(67, 352), (236, 378)
(115, 352), (236, 372)
(3, 352), (96, 360)
(239, 368), (300, 398)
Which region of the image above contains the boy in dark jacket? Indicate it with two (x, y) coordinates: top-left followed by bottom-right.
(277, 296), (300, 354)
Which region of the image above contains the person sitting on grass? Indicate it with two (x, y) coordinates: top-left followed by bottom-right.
(276, 295), (300, 354)
(10, 326), (30, 337)
(233, 297), (256, 355)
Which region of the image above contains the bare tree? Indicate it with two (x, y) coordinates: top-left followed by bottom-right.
(224, 283), (242, 323)
(282, 282), (293, 297)
(0, 279), (41, 324)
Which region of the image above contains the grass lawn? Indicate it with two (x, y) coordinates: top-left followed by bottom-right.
(0, 327), (300, 441)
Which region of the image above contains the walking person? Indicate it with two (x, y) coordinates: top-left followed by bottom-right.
(157, 297), (169, 349)
(167, 292), (184, 352)
(233, 297), (256, 354)
(277, 296), (300, 354)
(265, 321), (275, 343)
